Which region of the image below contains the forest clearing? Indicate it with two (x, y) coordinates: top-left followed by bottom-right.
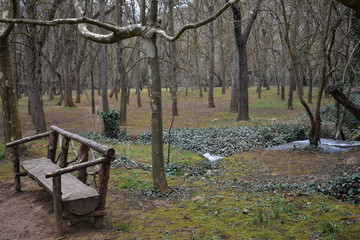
(1, 88), (360, 239)
(1, 0), (360, 239)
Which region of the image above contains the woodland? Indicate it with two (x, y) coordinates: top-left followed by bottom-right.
(1, 0), (360, 239)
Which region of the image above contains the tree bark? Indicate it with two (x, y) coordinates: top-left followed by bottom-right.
(206, 2), (216, 109)
(230, 0), (262, 120)
(146, 0), (168, 193)
(169, 0), (179, 115)
(63, 26), (76, 107)
(288, 69), (295, 110)
(117, 41), (127, 126)
(0, 36), (22, 144)
(135, 38), (142, 107)
(100, 0), (109, 112)
(230, 44), (239, 112)
(25, 0), (47, 133)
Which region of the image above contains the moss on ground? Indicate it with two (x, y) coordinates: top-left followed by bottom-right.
(112, 190), (360, 239)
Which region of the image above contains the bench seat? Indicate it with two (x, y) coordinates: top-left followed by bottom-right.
(21, 157), (100, 215)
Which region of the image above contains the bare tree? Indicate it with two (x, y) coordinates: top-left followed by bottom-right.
(0, 0), (22, 144)
(280, 0), (340, 146)
(168, 0), (179, 115)
(203, 1), (216, 108)
(230, 0), (262, 121)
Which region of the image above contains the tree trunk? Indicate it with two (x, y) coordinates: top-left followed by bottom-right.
(117, 41), (127, 126)
(100, 0), (109, 112)
(147, 0), (168, 193)
(75, 71), (81, 103)
(206, 3), (216, 109)
(237, 41), (249, 120)
(230, 44), (239, 112)
(288, 69), (294, 110)
(220, 16), (226, 95)
(136, 39), (142, 107)
(231, 0), (261, 120)
(168, 0), (179, 115)
(0, 36), (23, 144)
(91, 56), (96, 115)
(63, 28), (76, 107)
(24, 0), (47, 133)
(306, 59), (313, 104)
(279, 28), (286, 101)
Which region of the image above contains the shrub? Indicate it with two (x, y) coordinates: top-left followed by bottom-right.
(98, 110), (128, 140)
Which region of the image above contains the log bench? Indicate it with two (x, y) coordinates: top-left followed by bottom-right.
(6, 125), (116, 235)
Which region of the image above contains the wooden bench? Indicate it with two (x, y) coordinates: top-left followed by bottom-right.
(6, 125), (116, 235)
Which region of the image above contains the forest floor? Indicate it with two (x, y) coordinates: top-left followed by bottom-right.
(1, 87), (360, 239)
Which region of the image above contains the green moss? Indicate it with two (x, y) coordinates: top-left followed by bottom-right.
(110, 190), (360, 239)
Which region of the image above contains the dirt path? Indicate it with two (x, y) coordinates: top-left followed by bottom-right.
(0, 175), (109, 240)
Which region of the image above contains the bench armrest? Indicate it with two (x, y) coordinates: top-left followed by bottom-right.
(6, 131), (52, 148)
(45, 156), (115, 178)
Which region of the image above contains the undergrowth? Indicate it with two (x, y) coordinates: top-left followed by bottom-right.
(137, 124), (308, 156)
(318, 172), (360, 204)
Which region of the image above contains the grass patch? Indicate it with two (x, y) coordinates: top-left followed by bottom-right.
(110, 169), (153, 190)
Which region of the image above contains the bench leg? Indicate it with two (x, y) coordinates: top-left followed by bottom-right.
(94, 216), (104, 229)
(53, 176), (64, 236)
(94, 160), (111, 229)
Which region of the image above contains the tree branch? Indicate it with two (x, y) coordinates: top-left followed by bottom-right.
(243, 0), (262, 43)
(328, 85), (360, 121)
(155, 0), (241, 42)
(72, 0), (144, 43)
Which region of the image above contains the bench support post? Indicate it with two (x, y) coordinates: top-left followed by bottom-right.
(48, 131), (58, 163)
(53, 176), (63, 236)
(94, 159), (111, 229)
(60, 137), (69, 168)
(12, 146), (21, 193)
(77, 144), (89, 183)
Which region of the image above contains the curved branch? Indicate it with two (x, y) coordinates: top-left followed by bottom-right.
(72, 0), (144, 43)
(155, 0), (240, 42)
(0, 0), (17, 39)
(0, 17), (145, 44)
